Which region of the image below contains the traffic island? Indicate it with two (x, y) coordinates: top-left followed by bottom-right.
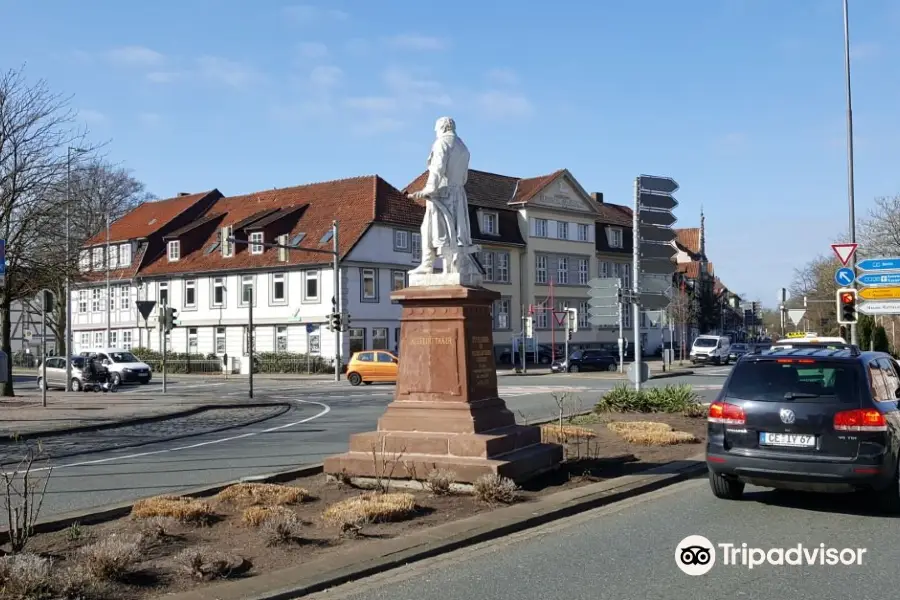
(323, 285), (563, 485)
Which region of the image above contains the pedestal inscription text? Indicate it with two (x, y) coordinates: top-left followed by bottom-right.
(470, 335), (495, 388)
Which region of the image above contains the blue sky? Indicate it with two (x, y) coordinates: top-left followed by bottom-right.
(4, 0), (900, 308)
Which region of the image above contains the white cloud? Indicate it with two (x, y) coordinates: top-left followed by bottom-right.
(107, 45), (165, 68)
(309, 65), (343, 89)
(195, 56), (263, 88)
(476, 91), (534, 119)
(383, 67), (452, 108)
(78, 109), (107, 124)
(485, 68), (518, 86)
(297, 42), (329, 59)
(352, 117), (405, 136)
(284, 4), (349, 23)
(384, 34), (448, 51)
(343, 96), (399, 112)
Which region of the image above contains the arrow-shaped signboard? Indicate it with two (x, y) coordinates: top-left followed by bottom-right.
(857, 257), (900, 272)
(641, 244), (677, 260)
(639, 225), (676, 244)
(637, 175), (679, 195)
(638, 209), (677, 227)
(858, 273), (900, 286)
(858, 301), (900, 315)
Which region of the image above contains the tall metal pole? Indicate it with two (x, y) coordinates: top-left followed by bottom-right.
(632, 178), (642, 391)
(161, 305), (168, 394)
(844, 0), (859, 347)
(105, 213), (111, 346)
(65, 149), (72, 391)
(248, 288), (254, 398)
(617, 282), (624, 373)
(332, 220), (341, 382)
(41, 292), (47, 407)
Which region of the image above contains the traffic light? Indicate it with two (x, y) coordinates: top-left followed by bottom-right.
(329, 312), (341, 331)
(836, 288), (858, 325)
(164, 307), (179, 332)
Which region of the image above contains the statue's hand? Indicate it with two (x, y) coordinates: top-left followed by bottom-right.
(408, 191), (426, 200)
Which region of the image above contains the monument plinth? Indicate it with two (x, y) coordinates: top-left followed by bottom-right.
(323, 285), (563, 484)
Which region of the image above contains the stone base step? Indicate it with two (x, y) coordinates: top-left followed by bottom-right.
(348, 425), (542, 459)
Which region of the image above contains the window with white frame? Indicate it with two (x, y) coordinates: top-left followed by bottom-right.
(108, 245), (119, 269)
(372, 327), (388, 350)
(276, 326), (288, 352)
(77, 290), (88, 313)
(577, 223), (590, 242)
(611, 263), (620, 279)
(122, 331), (132, 350)
(80, 332), (90, 348)
(167, 240), (180, 261)
(623, 263), (632, 288)
(92, 247), (103, 270)
(394, 230), (409, 251)
(240, 275), (254, 306)
(493, 299), (510, 330)
(277, 234), (288, 262)
(215, 327), (226, 354)
(533, 218), (548, 237)
(536, 305), (548, 329)
(557, 257), (568, 284)
(578, 301), (590, 329)
(607, 227), (623, 248)
(109, 287), (117, 311)
(599, 261), (610, 277)
(348, 328), (365, 354)
(79, 250), (90, 271)
(213, 278), (226, 307)
(94, 331), (103, 346)
(482, 212), (498, 235)
(272, 273), (286, 304)
(481, 252), (494, 281)
(119, 285), (131, 310)
(303, 270), (319, 302)
(109, 331), (118, 346)
(184, 279), (197, 308)
(496, 252), (510, 283)
(578, 258), (589, 285)
(188, 328), (198, 354)
(243, 325), (256, 355)
(119, 243), (132, 266)
(535, 255), (547, 284)
(308, 330), (320, 354)
(557, 221), (568, 240)
(361, 268), (377, 301)
(391, 270), (406, 292)
(91, 289), (101, 312)
(158, 282), (169, 307)
(249, 232), (264, 254)
(411, 233), (421, 262)
(221, 226), (234, 257)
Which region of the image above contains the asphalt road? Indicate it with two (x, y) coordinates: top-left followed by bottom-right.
(308, 476), (892, 600)
(12, 366), (731, 519)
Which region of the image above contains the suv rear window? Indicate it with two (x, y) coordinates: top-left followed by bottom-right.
(725, 359), (860, 403)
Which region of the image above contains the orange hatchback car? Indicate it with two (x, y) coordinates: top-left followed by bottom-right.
(346, 351), (398, 386)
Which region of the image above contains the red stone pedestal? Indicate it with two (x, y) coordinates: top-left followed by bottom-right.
(323, 285), (563, 484)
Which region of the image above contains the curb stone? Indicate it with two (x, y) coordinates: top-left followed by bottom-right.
(160, 456), (707, 600)
(0, 402), (290, 451)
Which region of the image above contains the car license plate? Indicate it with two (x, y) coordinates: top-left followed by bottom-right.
(759, 432), (816, 447)
(139, 373), (149, 378)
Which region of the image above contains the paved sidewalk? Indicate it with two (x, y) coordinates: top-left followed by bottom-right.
(0, 392), (252, 438)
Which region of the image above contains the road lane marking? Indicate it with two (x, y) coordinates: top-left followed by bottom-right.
(4, 399), (331, 475)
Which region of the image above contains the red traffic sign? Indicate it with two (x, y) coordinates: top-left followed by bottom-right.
(553, 311), (568, 326)
(831, 243), (858, 266)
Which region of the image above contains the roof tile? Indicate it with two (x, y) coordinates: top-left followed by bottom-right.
(86, 191), (220, 246)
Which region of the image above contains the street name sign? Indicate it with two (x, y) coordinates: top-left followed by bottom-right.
(831, 243), (858, 266)
(637, 209), (676, 227)
(588, 277), (621, 327)
(858, 301), (900, 315)
(857, 258), (900, 272)
(641, 244), (678, 260)
(858, 273), (900, 286)
(859, 286), (900, 301)
(637, 176), (678, 195)
(835, 267), (854, 286)
(636, 175), (678, 312)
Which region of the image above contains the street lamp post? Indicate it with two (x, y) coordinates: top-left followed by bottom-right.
(65, 147), (87, 392)
(843, 0), (859, 347)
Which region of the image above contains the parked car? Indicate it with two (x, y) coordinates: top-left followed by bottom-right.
(498, 344), (556, 365)
(551, 349), (618, 373)
(346, 350), (398, 386)
(78, 348), (152, 387)
(690, 335), (731, 365)
(706, 346), (900, 511)
(727, 343), (750, 363)
(36, 356), (87, 391)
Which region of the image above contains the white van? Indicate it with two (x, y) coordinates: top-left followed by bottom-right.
(690, 335), (731, 365)
(79, 348), (153, 386)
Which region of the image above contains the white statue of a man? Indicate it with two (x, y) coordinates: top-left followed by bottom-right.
(407, 117), (480, 281)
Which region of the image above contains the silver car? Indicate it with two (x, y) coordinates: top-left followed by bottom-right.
(36, 356), (87, 391)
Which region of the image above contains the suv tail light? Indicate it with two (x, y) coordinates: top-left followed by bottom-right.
(708, 401), (745, 425)
(834, 409), (887, 432)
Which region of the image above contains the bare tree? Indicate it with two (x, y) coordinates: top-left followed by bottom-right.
(860, 195), (900, 257)
(789, 254), (843, 336)
(0, 67), (95, 396)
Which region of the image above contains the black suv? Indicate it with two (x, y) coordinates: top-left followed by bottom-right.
(551, 349), (618, 373)
(706, 346), (900, 511)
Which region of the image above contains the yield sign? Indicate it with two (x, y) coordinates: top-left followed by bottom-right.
(831, 243), (858, 266)
(553, 311), (568, 327)
(787, 309), (806, 326)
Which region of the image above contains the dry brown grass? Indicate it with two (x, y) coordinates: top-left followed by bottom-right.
(215, 483), (311, 506)
(131, 495), (215, 524)
(607, 421), (699, 445)
(77, 534), (144, 581)
(540, 424), (597, 443)
(424, 469), (455, 496)
(473, 473), (519, 504)
(0, 553), (53, 598)
(322, 492), (417, 528)
(241, 505), (297, 527)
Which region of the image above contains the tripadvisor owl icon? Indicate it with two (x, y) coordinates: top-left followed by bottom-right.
(675, 535), (715, 576)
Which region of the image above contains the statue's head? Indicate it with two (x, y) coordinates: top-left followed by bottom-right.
(434, 117), (455, 136)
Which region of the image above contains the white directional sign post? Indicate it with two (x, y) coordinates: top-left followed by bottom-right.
(633, 175), (678, 389)
(858, 301), (900, 315)
(588, 277), (628, 372)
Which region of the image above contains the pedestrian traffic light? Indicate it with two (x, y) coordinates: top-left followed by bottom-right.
(836, 288), (858, 325)
(164, 307), (179, 332)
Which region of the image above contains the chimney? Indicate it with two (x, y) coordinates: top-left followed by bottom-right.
(591, 192), (604, 204)
(178, 192), (191, 197)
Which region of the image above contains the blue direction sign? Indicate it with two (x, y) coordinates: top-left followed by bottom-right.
(835, 267), (855, 286)
(306, 323), (318, 334)
(857, 258), (900, 272)
(858, 272), (900, 286)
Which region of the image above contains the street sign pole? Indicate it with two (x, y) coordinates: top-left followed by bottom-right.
(618, 281), (624, 373)
(41, 290), (47, 408)
(632, 178), (642, 391)
(161, 304), (168, 394)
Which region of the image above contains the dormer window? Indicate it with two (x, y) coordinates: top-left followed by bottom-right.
(482, 211), (498, 235)
(108, 245), (119, 269)
(119, 243), (132, 266)
(92, 247), (103, 270)
(167, 240), (181, 262)
(221, 226), (234, 257)
(250, 232), (264, 255)
(606, 227), (623, 248)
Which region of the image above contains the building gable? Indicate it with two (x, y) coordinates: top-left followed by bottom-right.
(527, 175), (599, 215)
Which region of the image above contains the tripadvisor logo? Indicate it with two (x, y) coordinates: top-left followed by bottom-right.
(675, 535), (867, 575)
